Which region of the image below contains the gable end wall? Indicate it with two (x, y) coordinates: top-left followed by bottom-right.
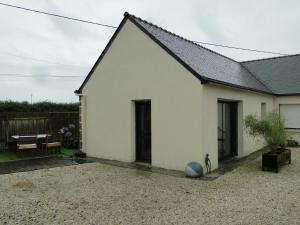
(81, 20), (204, 171)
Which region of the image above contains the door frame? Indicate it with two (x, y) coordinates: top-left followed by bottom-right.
(134, 100), (152, 164)
(218, 100), (238, 160)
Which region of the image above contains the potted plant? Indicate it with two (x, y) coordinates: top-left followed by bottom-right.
(245, 112), (291, 173)
(286, 137), (299, 147)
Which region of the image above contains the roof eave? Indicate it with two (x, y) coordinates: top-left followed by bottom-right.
(275, 93), (300, 96)
(205, 78), (273, 95)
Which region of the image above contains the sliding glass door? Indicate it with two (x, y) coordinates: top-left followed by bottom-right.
(218, 101), (237, 160)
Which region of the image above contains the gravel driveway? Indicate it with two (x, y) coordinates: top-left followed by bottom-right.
(0, 149), (299, 225)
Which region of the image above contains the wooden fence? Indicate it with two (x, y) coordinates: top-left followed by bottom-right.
(0, 112), (79, 151)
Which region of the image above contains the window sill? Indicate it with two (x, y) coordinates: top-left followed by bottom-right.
(285, 128), (300, 133)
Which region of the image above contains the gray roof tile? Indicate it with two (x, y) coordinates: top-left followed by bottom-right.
(242, 55), (300, 95)
(76, 12), (300, 95)
(128, 14), (272, 94)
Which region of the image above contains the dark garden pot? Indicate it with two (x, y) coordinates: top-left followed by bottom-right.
(74, 151), (86, 158)
(262, 148), (291, 173)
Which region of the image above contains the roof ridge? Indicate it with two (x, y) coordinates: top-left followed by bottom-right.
(241, 53), (300, 63)
(124, 12), (240, 64)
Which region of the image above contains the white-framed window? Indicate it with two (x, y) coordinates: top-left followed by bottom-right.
(279, 104), (300, 129)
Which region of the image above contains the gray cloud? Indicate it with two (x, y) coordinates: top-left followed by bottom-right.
(0, 0), (299, 102)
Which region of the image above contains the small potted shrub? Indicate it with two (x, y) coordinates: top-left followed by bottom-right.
(245, 112), (291, 172)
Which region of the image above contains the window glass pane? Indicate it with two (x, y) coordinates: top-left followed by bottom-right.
(261, 103), (266, 118)
(280, 104), (300, 129)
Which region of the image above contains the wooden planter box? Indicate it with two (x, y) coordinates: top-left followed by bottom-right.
(262, 148), (291, 173)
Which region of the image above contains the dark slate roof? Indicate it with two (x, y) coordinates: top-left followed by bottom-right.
(76, 12), (299, 95)
(242, 55), (300, 95)
(127, 13), (272, 94)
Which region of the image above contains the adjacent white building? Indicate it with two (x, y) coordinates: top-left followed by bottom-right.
(75, 12), (300, 171)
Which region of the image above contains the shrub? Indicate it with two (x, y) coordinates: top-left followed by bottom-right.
(0, 101), (79, 112)
(58, 124), (79, 149)
(245, 112), (287, 150)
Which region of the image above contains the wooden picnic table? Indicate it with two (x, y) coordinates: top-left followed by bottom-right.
(9, 134), (52, 152)
(11, 134), (51, 140)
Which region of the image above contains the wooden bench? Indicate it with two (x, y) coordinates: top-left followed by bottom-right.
(15, 137), (38, 154)
(42, 135), (61, 154)
(17, 143), (37, 150)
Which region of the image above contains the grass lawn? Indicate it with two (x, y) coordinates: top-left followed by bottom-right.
(0, 152), (20, 162)
(0, 148), (79, 162)
(60, 148), (80, 157)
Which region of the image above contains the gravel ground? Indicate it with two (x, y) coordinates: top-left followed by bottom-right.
(0, 149), (300, 225)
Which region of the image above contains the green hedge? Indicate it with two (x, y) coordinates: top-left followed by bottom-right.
(0, 101), (79, 112)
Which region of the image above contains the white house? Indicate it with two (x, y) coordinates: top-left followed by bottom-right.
(75, 12), (300, 171)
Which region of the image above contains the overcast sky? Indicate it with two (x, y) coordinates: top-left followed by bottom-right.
(0, 0), (299, 102)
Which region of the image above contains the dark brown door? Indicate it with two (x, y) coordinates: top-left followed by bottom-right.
(135, 101), (151, 163)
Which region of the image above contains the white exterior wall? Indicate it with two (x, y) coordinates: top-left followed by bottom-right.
(80, 18), (300, 172)
(201, 84), (275, 170)
(81, 20), (203, 171)
(275, 96), (300, 143)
